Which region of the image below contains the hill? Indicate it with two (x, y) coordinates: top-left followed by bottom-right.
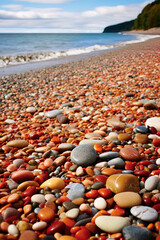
(103, 0), (160, 33)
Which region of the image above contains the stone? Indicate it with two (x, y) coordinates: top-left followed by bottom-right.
(17, 181), (39, 191)
(66, 183), (85, 200)
(31, 194), (45, 203)
(19, 230), (38, 240)
(63, 201), (78, 211)
(8, 193), (20, 203)
(85, 132), (102, 139)
(130, 206), (158, 222)
(145, 117), (160, 132)
(134, 133), (148, 144)
(122, 225), (152, 240)
(107, 116), (125, 129)
(8, 224), (19, 236)
(11, 170), (34, 183)
(108, 157), (125, 169)
(79, 139), (106, 146)
(32, 221), (47, 231)
(120, 147), (141, 161)
(118, 133), (132, 141)
(95, 216), (130, 233)
(38, 207), (55, 222)
(57, 114), (69, 124)
(45, 110), (62, 118)
(134, 125), (148, 134)
(114, 192), (142, 208)
(3, 207), (20, 222)
(6, 140), (29, 148)
(106, 174), (140, 193)
(105, 132), (118, 142)
(144, 102), (158, 110)
(145, 175), (159, 191)
(58, 143), (75, 152)
(17, 221), (32, 233)
(94, 197), (107, 210)
(26, 107), (37, 113)
(99, 151), (120, 161)
(40, 177), (65, 190)
(13, 158), (24, 167)
(66, 208), (79, 219)
(70, 144), (97, 166)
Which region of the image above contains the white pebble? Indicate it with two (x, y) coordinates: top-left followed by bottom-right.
(145, 175), (159, 191)
(31, 194), (45, 203)
(131, 206), (158, 222)
(32, 221), (47, 231)
(8, 224), (19, 236)
(94, 197), (107, 210)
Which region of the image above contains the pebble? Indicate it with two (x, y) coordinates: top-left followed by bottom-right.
(8, 224), (19, 236)
(114, 192), (142, 208)
(108, 157), (125, 168)
(19, 230), (38, 240)
(145, 117), (160, 132)
(40, 177), (65, 190)
(79, 139), (106, 146)
(6, 140), (29, 148)
(11, 170), (34, 183)
(106, 174), (140, 193)
(66, 208), (80, 219)
(134, 133), (148, 144)
(122, 225), (152, 240)
(85, 132), (102, 139)
(94, 197), (107, 210)
(120, 147), (141, 161)
(99, 151), (120, 161)
(95, 216), (130, 233)
(13, 158), (24, 167)
(144, 175), (159, 191)
(130, 206), (158, 222)
(58, 143), (75, 152)
(26, 107), (37, 113)
(32, 221), (47, 231)
(70, 144), (97, 166)
(45, 109), (62, 118)
(105, 132), (118, 142)
(66, 183), (85, 200)
(38, 207), (55, 222)
(3, 207), (20, 222)
(31, 194), (45, 203)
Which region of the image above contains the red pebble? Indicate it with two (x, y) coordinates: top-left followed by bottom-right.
(47, 219), (65, 235)
(85, 190), (99, 198)
(94, 175), (108, 184)
(149, 126), (157, 134)
(60, 196), (70, 202)
(138, 160), (152, 166)
(75, 227), (91, 240)
(22, 186), (37, 198)
(143, 198), (153, 206)
(98, 188), (112, 198)
(98, 237), (107, 240)
(153, 138), (160, 146)
(134, 170), (150, 177)
(125, 162), (135, 171)
(153, 203), (160, 211)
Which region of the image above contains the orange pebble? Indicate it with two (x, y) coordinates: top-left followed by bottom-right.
(62, 217), (76, 228)
(94, 144), (103, 153)
(38, 207), (55, 222)
(110, 233), (122, 239)
(91, 210), (109, 223)
(86, 222), (99, 234)
(155, 221), (160, 232)
(110, 208), (125, 217)
(147, 223), (154, 231)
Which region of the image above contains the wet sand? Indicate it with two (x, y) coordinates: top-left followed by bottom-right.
(0, 37), (160, 240)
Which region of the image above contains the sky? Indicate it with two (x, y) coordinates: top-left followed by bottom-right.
(0, 0), (153, 33)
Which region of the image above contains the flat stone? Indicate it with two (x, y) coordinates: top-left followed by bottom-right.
(58, 143), (75, 152)
(19, 230), (38, 240)
(122, 226), (152, 240)
(45, 110), (62, 118)
(70, 144), (97, 166)
(120, 147), (141, 161)
(40, 177), (65, 190)
(134, 133), (148, 144)
(79, 139), (106, 146)
(95, 216), (130, 233)
(145, 117), (160, 132)
(108, 157), (125, 169)
(106, 174), (140, 194)
(134, 125), (148, 134)
(63, 202), (78, 211)
(85, 132), (102, 139)
(130, 206), (158, 222)
(144, 175), (159, 191)
(66, 208), (80, 219)
(114, 192), (142, 208)
(99, 151), (120, 161)
(6, 140), (29, 148)
(66, 183), (85, 200)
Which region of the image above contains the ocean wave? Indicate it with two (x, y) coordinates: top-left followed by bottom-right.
(0, 34), (159, 68)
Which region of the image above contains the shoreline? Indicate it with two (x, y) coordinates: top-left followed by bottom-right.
(0, 35), (160, 239)
(0, 33), (160, 78)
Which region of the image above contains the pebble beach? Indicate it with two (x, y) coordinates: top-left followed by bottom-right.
(0, 37), (160, 240)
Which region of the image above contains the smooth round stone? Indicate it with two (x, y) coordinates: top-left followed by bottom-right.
(8, 193), (20, 203)
(3, 207), (20, 222)
(17, 221), (32, 233)
(32, 221), (47, 231)
(66, 183), (85, 200)
(144, 175), (159, 191)
(63, 201), (78, 211)
(40, 177), (65, 190)
(106, 174), (140, 193)
(57, 114), (69, 124)
(134, 133), (148, 144)
(58, 143), (75, 152)
(35, 146), (49, 153)
(6, 140), (29, 148)
(19, 230), (38, 240)
(66, 208), (80, 219)
(118, 133), (132, 141)
(99, 151), (120, 161)
(13, 158), (24, 167)
(61, 102), (73, 108)
(134, 125), (148, 134)
(26, 107), (37, 113)
(108, 157), (125, 169)
(120, 147), (141, 161)
(122, 225), (152, 240)
(31, 194), (45, 203)
(79, 139), (106, 146)
(95, 162), (108, 168)
(130, 206), (158, 222)
(11, 170), (34, 183)
(144, 102), (158, 110)
(94, 197), (107, 210)
(95, 216), (130, 233)
(145, 117), (160, 132)
(105, 132), (118, 142)
(125, 93), (134, 97)
(85, 132), (102, 139)
(156, 158), (160, 165)
(45, 110), (62, 118)
(70, 144), (97, 166)
(114, 192), (142, 208)
(38, 207), (55, 222)
(8, 224), (19, 236)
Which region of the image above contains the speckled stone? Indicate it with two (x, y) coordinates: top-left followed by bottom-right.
(114, 192), (142, 208)
(95, 215), (130, 233)
(70, 144), (97, 166)
(106, 174), (140, 193)
(130, 206), (158, 222)
(122, 225), (152, 240)
(120, 147), (141, 161)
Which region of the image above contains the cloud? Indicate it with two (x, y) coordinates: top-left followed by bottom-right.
(16, 0), (71, 3)
(1, 5), (22, 11)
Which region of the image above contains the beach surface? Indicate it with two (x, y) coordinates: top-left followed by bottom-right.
(0, 37), (160, 240)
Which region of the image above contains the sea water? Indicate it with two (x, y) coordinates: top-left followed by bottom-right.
(0, 32), (158, 68)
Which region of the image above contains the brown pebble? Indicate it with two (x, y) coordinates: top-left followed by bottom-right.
(19, 230), (38, 240)
(120, 147), (141, 161)
(134, 133), (148, 144)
